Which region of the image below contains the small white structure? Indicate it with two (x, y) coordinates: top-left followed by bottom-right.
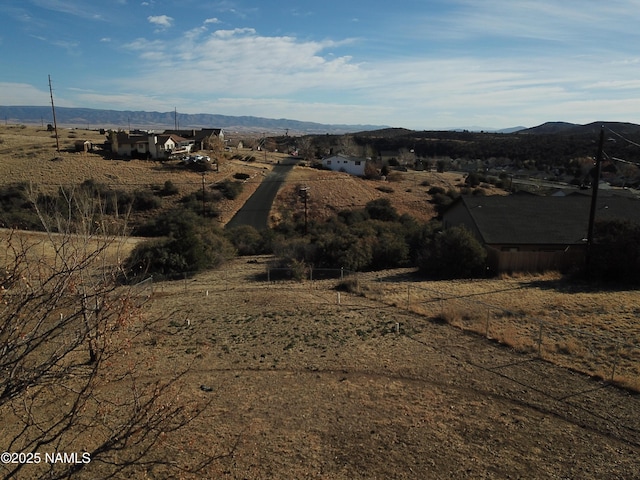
(321, 154), (367, 177)
(150, 134), (193, 158)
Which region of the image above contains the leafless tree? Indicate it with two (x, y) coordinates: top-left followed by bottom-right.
(203, 133), (225, 159)
(0, 187), (216, 479)
(337, 135), (359, 157)
(296, 136), (316, 161)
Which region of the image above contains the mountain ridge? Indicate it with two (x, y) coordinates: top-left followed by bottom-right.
(0, 106), (387, 135)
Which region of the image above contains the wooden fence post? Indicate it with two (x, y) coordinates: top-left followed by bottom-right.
(485, 308), (490, 338)
(611, 343), (620, 382)
(537, 321), (544, 357)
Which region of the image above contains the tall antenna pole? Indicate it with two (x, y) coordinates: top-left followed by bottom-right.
(174, 107), (177, 130)
(586, 126), (605, 275)
(48, 75), (60, 154)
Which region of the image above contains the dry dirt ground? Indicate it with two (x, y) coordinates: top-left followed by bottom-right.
(2, 125), (640, 478)
(126, 257), (640, 479)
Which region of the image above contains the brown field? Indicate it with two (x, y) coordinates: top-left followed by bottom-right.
(1, 125), (640, 478)
(111, 258), (639, 479)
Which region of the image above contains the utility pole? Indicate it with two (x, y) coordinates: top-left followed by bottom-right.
(174, 107), (178, 130)
(48, 75), (60, 154)
(299, 186), (310, 235)
(585, 126), (605, 275)
(201, 172), (206, 217)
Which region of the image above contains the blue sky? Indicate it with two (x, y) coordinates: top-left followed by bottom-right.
(1, 0), (640, 130)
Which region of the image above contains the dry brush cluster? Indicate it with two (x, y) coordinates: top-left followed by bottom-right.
(0, 190), (213, 479)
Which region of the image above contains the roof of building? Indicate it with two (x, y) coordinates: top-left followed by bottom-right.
(323, 153), (367, 163)
(156, 133), (188, 145)
(115, 132), (147, 145)
(163, 128), (223, 141)
(445, 193), (640, 245)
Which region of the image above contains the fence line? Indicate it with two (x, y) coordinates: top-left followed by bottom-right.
(141, 265), (639, 391)
(399, 282), (640, 389)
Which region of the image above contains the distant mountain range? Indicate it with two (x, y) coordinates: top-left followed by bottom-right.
(2, 106), (638, 137)
(0, 106), (387, 135)
(518, 121), (640, 136)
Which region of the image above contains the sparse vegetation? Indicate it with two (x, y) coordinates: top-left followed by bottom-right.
(125, 209), (234, 279)
(417, 225), (487, 278)
(2, 125), (640, 479)
(213, 178), (244, 200)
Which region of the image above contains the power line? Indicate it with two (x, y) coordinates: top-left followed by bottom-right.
(605, 127), (640, 149)
(603, 150), (640, 167)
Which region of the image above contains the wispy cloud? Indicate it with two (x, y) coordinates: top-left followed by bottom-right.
(0, 82), (53, 105)
(147, 14), (173, 29)
(30, 34), (80, 55)
(29, 0), (105, 20)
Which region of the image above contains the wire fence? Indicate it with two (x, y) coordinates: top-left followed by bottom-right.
(394, 282), (640, 390)
(136, 265), (639, 391)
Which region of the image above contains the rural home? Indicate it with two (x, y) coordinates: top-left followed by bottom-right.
(442, 193), (640, 273)
(163, 128), (224, 151)
(109, 132), (151, 158)
(322, 154), (367, 176)
(150, 134), (193, 158)
(110, 132), (191, 159)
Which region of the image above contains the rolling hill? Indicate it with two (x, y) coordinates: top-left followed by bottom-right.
(0, 105), (387, 135)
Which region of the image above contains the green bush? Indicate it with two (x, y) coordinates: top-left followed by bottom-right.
(213, 179), (243, 200)
(124, 220), (235, 279)
(589, 220), (640, 283)
(364, 198), (399, 222)
(131, 190), (162, 211)
(178, 190), (222, 217)
(225, 225), (273, 255)
(417, 226), (487, 278)
(0, 183), (43, 230)
(158, 180), (179, 196)
(465, 173), (481, 187)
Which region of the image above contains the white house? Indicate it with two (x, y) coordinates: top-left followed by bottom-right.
(321, 154), (367, 176)
(110, 131), (193, 159)
(149, 134), (193, 158)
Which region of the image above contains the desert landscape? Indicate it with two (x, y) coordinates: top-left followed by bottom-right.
(1, 124), (639, 479)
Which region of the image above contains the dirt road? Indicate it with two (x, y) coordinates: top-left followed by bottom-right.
(226, 162), (295, 230)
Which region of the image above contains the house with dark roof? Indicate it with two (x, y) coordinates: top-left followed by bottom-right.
(110, 132), (150, 158)
(110, 131), (194, 159)
(149, 133), (192, 158)
(442, 193), (640, 273)
(163, 128), (224, 151)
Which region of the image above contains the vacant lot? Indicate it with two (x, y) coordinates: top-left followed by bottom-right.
(112, 257), (639, 479)
(2, 125), (639, 478)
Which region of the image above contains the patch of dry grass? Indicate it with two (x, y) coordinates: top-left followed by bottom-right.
(355, 269), (640, 390)
(273, 166), (483, 223)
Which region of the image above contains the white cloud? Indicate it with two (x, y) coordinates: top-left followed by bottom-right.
(88, 17), (640, 129)
(30, 0), (105, 21)
(117, 27), (361, 99)
(0, 82), (53, 106)
(8, 1), (639, 130)
(147, 15), (173, 28)
(212, 27), (256, 38)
